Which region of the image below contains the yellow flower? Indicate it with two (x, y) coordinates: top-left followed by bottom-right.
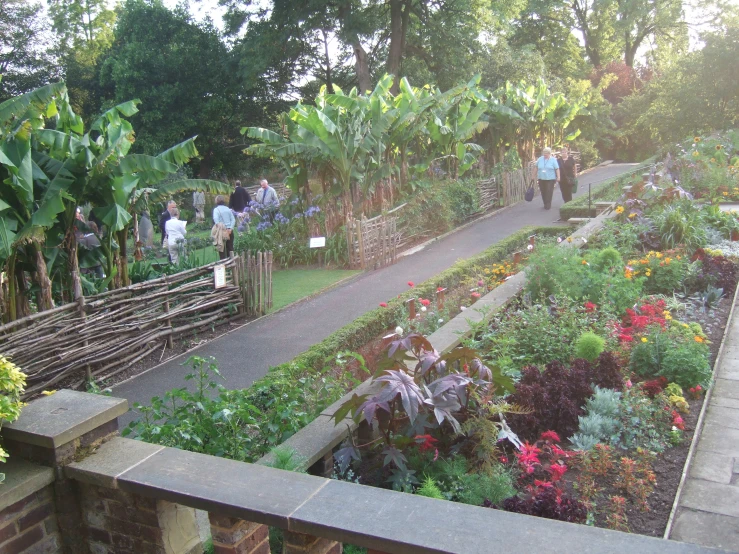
(656, 252), (663, 259)
(694, 137), (701, 143)
(567, 237), (572, 243)
(682, 323), (689, 328)
(665, 257), (672, 264)
(645, 269), (652, 276)
(694, 336), (704, 343)
(665, 314), (672, 320)
(628, 212), (636, 219)
(692, 151), (699, 157)
(716, 144), (723, 150)
(41, 390), (56, 396)
(615, 206), (625, 214)
(723, 191), (728, 196)
(641, 337), (648, 343)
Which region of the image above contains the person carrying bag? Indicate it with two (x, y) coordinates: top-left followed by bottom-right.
(211, 195), (236, 260)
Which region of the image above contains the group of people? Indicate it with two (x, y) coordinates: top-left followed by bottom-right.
(535, 147), (579, 210)
(158, 179), (280, 264)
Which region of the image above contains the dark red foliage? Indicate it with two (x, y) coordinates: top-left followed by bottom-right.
(641, 377), (668, 398)
(689, 250), (738, 293)
(495, 487), (588, 523)
(506, 353), (624, 442)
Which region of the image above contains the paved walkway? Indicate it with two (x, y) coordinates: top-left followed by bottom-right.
(669, 292), (739, 551)
(113, 163), (640, 426)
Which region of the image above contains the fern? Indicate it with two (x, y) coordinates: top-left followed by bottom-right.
(456, 469), (516, 506)
(570, 433), (600, 451)
(265, 446), (307, 472)
(416, 476), (444, 499)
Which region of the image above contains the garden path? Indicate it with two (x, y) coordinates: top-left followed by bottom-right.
(669, 291), (739, 551)
(113, 163), (640, 426)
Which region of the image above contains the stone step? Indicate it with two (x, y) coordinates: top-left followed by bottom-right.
(567, 217), (591, 226)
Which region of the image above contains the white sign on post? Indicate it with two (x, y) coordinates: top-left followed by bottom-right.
(309, 237), (326, 248)
(213, 264), (227, 289)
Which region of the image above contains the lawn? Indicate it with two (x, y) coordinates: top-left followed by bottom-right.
(271, 269), (361, 311)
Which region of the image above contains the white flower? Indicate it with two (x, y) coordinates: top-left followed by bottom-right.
(672, 426), (679, 432)
(527, 244), (533, 251)
(395, 326), (404, 335)
(460, 306), (467, 311)
(421, 306), (427, 312)
(581, 237), (587, 244)
(557, 237), (563, 243)
(438, 319), (444, 323)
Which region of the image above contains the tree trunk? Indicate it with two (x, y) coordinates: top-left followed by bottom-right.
(32, 244), (54, 312)
(321, 28), (334, 93)
(198, 153), (212, 179)
(117, 228), (129, 287)
(353, 40), (371, 94)
(14, 265), (30, 319)
(7, 253), (17, 321)
(387, 0), (411, 94)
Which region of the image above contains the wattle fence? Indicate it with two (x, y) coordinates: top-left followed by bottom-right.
(0, 252), (272, 398)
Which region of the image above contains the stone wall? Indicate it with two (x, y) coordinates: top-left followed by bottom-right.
(0, 484), (61, 554)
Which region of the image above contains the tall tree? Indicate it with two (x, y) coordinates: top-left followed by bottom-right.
(100, 0), (284, 178)
(0, 1), (58, 102)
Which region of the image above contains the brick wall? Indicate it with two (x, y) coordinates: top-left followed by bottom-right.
(0, 485), (61, 554)
(78, 483), (201, 554)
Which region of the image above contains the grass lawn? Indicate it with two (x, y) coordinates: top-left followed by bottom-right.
(271, 269), (361, 311)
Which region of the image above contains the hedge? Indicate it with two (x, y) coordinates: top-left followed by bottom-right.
(250, 224), (566, 389)
(559, 157), (657, 221)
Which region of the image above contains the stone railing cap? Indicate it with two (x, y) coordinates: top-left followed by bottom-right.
(3, 390), (128, 448)
(0, 458), (54, 510)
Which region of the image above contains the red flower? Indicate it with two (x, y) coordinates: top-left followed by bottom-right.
(415, 434), (438, 452)
(379, 302), (388, 308)
(500, 456), (508, 464)
(420, 298), (430, 307)
(540, 430), (561, 443)
(695, 385), (702, 391)
(407, 281), (415, 287)
(534, 479), (553, 488)
(437, 287), (444, 292)
(584, 301), (596, 312)
(548, 463), (568, 482)
(471, 292), (481, 299)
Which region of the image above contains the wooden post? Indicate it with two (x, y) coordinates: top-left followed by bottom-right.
(513, 251), (523, 267)
(267, 251), (273, 310)
(233, 255), (245, 315)
(405, 298), (416, 319)
(257, 251), (263, 315)
(436, 287), (447, 311)
(163, 276), (174, 350)
(357, 218), (366, 269)
(77, 295), (92, 383)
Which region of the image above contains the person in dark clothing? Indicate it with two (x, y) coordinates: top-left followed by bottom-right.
(557, 149), (578, 203)
(228, 180), (252, 213)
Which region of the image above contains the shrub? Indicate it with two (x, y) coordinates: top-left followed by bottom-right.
(506, 354), (624, 441)
(499, 487), (588, 524)
(416, 476), (445, 499)
(525, 243), (585, 301)
(574, 332), (605, 362)
(0, 356), (26, 483)
(618, 387), (673, 452)
(569, 387), (622, 451)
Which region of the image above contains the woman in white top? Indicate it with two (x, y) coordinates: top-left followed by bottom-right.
(164, 208), (187, 264)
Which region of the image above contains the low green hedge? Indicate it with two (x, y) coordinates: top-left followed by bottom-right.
(559, 157), (657, 221)
(252, 224), (566, 389)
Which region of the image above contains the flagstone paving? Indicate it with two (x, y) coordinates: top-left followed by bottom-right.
(669, 295), (739, 551)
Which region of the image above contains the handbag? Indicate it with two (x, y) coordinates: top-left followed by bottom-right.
(525, 183), (535, 202)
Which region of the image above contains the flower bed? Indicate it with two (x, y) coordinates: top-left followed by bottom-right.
(329, 149), (739, 539)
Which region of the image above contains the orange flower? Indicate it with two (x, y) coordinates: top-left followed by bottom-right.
(694, 336), (704, 343)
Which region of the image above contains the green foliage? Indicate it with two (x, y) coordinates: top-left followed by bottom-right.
(0, 355), (26, 483)
(570, 387), (622, 450)
(416, 476), (445, 499)
(652, 201), (708, 251)
(125, 355), (358, 462)
(618, 387), (673, 453)
(264, 447), (307, 473)
(629, 327), (712, 388)
(574, 332), (606, 362)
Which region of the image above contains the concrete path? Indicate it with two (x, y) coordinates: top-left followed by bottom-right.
(113, 163), (640, 425)
(669, 292), (739, 551)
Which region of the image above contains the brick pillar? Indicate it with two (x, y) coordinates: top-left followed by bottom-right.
(208, 513), (269, 554)
(2, 390), (129, 554)
(79, 483), (202, 554)
(0, 485), (61, 553)
(307, 452), (333, 478)
(283, 530), (341, 554)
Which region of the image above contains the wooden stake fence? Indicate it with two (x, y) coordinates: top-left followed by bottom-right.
(0, 253), (272, 398)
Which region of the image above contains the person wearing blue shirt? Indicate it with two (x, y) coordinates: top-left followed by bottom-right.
(536, 147), (560, 210)
(212, 195), (236, 260)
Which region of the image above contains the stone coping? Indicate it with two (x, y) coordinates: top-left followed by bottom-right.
(257, 210), (616, 470)
(0, 458), (55, 510)
(66, 437), (722, 553)
(3, 389), (128, 448)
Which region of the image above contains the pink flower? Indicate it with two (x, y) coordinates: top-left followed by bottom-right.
(407, 281), (415, 287)
(534, 479), (553, 488)
(695, 385), (702, 391)
(478, 279), (485, 287)
(471, 292), (481, 299)
(500, 456), (508, 464)
(379, 302), (388, 308)
(626, 379), (632, 388)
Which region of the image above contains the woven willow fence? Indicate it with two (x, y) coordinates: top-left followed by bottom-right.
(0, 252), (272, 398)
(345, 204), (403, 270)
